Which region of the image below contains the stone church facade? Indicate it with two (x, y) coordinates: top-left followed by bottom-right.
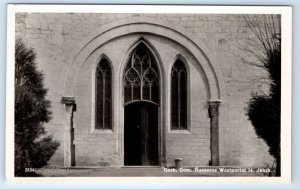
(15, 13), (277, 168)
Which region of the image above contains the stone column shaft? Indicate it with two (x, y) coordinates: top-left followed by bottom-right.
(209, 100), (221, 166)
(62, 96), (76, 168)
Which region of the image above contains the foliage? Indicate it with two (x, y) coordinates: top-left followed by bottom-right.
(244, 15), (281, 176)
(15, 39), (59, 176)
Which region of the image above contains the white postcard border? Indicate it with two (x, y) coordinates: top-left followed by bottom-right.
(6, 4), (292, 183)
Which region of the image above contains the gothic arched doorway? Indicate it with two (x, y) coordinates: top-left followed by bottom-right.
(123, 42), (160, 166)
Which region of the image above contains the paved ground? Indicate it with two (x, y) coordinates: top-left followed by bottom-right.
(34, 167), (274, 177)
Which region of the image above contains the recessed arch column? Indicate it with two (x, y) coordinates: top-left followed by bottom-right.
(209, 99), (221, 166)
(61, 96), (76, 167)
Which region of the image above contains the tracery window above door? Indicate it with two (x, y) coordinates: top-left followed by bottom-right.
(124, 43), (159, 105)
(96, 58), (112, 129)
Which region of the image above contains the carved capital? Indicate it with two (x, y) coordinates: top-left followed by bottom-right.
(62, 96), (76, 113)
(208, 99), (221, 118)
(61, 96), (75, 105)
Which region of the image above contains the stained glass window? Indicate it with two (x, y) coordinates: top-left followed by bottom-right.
(96, 59), (112, 129)
(171, 60), (187, 130)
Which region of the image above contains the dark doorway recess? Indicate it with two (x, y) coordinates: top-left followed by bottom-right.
(124, 101), (158, 166)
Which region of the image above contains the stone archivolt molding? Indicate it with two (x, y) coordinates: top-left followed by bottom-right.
(61, 16), (225, 101)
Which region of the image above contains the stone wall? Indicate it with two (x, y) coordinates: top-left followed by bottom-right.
(15, 13), (276, 167)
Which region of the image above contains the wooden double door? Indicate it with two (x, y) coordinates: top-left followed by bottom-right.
(124, 102), (159, 166)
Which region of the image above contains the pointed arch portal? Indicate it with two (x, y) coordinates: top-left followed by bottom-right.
(123, 42), (159, 166)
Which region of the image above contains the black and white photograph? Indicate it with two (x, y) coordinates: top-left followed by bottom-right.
(6, 5), (292, 182)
